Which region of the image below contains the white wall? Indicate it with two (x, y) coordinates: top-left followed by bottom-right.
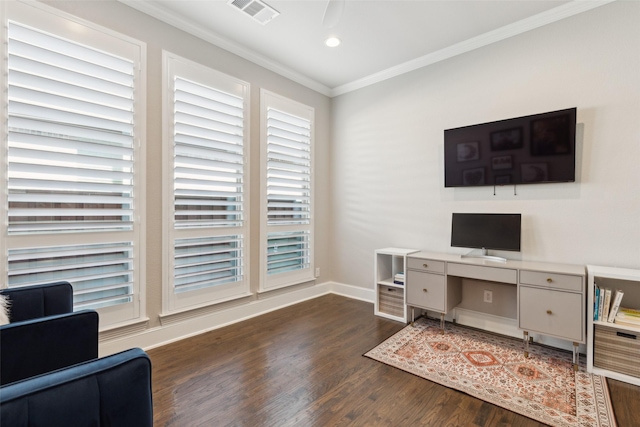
(330, 1), (640, 290)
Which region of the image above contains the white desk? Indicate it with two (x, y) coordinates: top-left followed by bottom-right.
(406, 251), (586, 368)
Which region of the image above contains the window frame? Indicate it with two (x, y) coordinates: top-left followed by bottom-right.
(1, 0), (147, 329)
(259, 89), (315, 292)
(162, 51), (251, 314)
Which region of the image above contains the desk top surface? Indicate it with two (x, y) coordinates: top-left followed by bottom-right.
(409, 251), (586, 276)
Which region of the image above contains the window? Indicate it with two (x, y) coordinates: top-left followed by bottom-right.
(260, 90), (314, 291)
(1, 2), (146, 328)
(162, 52), (250, 313)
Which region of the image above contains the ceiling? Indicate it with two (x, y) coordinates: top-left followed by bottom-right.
(121, 0), (611, 96)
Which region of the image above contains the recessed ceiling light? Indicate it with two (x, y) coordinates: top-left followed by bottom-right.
(325, 37), (341, 48)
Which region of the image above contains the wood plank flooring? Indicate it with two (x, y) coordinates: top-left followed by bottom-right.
(148, 294), (639, 426)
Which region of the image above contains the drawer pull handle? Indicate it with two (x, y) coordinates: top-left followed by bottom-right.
(546, 310), (553, 315)
(546, 278), (553, 283)
(423, 263), (428, 268)
(617, 332), (637, 340)
(423, 289), (428, 293)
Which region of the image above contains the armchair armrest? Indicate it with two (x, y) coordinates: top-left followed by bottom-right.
(0, 310), (99, 385)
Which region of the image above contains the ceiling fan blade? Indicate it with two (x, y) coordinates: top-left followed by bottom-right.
(322, 0), (345, 29)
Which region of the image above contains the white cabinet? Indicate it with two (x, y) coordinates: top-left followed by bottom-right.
(587, 265), (640, 386)
(374, 248), (417, 322)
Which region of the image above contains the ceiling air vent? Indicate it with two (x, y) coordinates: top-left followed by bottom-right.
(228, 0), (280, 25)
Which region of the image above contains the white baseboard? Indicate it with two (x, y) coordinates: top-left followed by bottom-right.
(330, 281), (375, 303)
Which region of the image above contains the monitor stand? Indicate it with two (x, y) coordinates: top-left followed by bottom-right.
(461, 248), (507, 263)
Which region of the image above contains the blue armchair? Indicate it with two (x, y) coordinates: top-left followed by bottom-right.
(0, 348), (153, 427)
(0, 282), (99, 386)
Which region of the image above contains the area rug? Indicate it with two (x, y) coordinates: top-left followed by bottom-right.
(365, 317), (617, 427)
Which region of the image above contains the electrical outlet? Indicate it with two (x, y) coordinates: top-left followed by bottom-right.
(484, 290), (493, 303)
(315, 267), (320, 278)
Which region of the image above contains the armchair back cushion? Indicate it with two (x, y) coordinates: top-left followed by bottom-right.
(0, 281), (73, 322)
(0, 310), (99, 385)
(0, 348), (153, 427)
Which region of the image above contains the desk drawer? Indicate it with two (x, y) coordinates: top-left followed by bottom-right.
(407, 270), (445, 312)
(407, 257), (445, 274)
(519, 286), (583, 342)
(447, 263), (517, 284)
(519, 270), (583, 292)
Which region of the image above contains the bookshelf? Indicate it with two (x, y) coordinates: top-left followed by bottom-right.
(374, 248), (418, 322)
(587, 265), (640, 386)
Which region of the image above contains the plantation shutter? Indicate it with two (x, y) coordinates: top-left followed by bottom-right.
(164, 52), (249, 312)
(266, 108), (311, 227)
(173, 77), (244, 229)
(7, 21), (135, 234)
(261, 91), (314, 291)
(4, 12), (144, 324)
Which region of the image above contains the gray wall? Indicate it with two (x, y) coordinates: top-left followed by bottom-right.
(330, 1), (640, 290)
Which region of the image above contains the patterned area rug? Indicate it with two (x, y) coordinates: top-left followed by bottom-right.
(365, 317), (617, 427)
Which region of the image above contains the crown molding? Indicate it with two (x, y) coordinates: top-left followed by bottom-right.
(117, 0), (332, 97)
(329, 0), (616, 97)
(118, 0), (614, 99)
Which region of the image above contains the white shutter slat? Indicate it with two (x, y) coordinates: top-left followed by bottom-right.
(175, 100), (243, 128)
(174, 124), (242, 148)
(175, 79), (243, 110)
(9, 162), (133, 183)
(9, 131), (133, 158)
(9, 116), (133, 146)
(9, 101), (133, 135)
(9, 54), (133, 97)
(9, 23), (133, 75)
(8, 178), (132, 195)
(175, 143), (243, 164)
(174, 111), (242, 138)
(176, 156), (243, 174)
(9, 147), (132, 171)
(9, 71), (133, 113)
(8, 222), (133, 233)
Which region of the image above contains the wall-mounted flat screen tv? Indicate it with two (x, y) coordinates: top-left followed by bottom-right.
(444, 108), (576, 187)
(451, 213), (521, 252)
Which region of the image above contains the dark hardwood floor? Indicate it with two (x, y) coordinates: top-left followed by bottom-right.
(148, 294), (639, 426)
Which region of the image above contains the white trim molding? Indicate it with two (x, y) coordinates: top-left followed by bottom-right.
(118, 0), (614, 98)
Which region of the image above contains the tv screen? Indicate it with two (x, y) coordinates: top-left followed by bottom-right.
(444, 108), (576, 187)
(451, 213), (521, 252)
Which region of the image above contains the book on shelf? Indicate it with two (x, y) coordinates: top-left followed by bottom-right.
(614, 307), (640, 328)
(598, 288), (606, 321)
(594, 285), (600, 321)
(618, 307), (640, 318)
(607, 289), (624, 323)
(602, 289), (612, 322)
(393, 272), (405, 285)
